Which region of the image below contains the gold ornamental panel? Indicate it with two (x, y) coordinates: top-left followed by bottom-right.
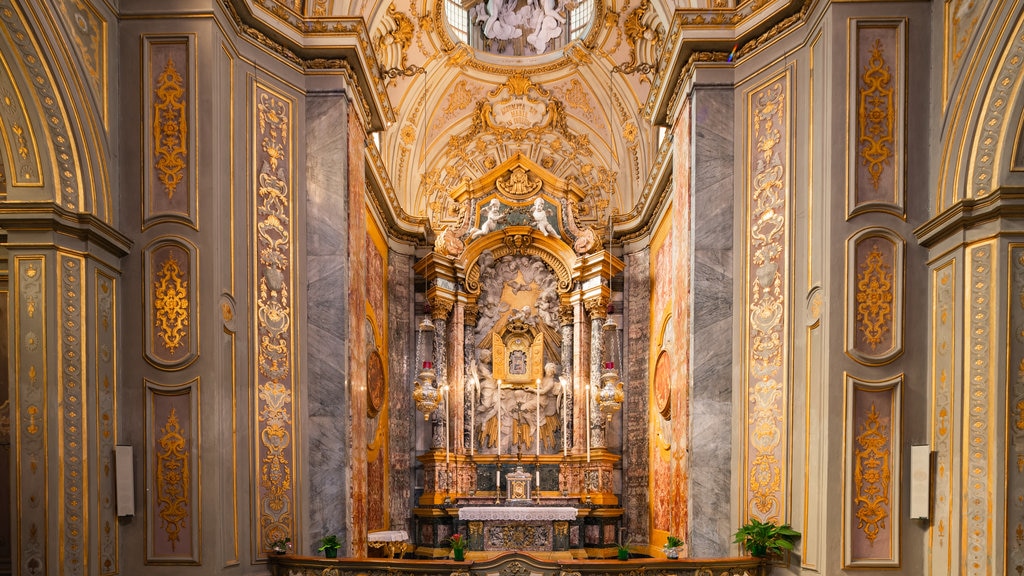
(846, 228), (904, 366)
(144, 237), (198, 369)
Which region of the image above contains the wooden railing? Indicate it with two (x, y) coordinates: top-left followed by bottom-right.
(269, 550), (766, 576)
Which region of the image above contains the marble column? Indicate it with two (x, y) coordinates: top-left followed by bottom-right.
(688, 87), (734, 556)
(585, 296), (609, 448)
(464, 303), (478, 454)
(388, 252), (416, 532)
(304, 91), (351, 552)
(623, 249), (651, 544)
(429, 297), (452, 450)
(559, 304), (574, 453)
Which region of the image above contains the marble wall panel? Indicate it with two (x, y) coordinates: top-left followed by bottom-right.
(388, 252), (415, 531)
(347, 104), (369, 557)
(252, 82), (296, 554)
(844, 375), (901, 567)
(144, 37), (194, 228)
(304, 94), (350, 552)
(689, 87), (734, 557)
(146, 380), (199, 563)
(623, 249), (650, 545)
(743, 72), (789, 523)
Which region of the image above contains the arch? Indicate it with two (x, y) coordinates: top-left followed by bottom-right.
(0, 0), (111, 222)
(458, 225), (577, 295)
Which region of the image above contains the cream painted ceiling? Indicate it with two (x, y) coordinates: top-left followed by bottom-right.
(236, 0), (801, 235)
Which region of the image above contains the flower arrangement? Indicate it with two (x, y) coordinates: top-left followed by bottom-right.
(319, 534), (342, 558)
(447, 533), (467, 560)
(615, 538), (632, 560)
(269, 537), (291, 554)
(663, 535), (683, 559)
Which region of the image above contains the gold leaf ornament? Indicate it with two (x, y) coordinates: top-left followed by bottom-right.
(154, 254), (189, 353)
(153, 58), (187, 198)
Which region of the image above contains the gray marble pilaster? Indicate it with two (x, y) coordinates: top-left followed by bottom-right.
(561, 316), (574, 451)
(688, 87), (734, 557)
(431, 316), (448, 449)
(304, 93), (350, 546)
(623, 249), (651, 543)
(464, 314), (477, 454)
(388, 252), (415, 531)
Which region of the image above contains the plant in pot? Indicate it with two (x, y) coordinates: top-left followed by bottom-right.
(615, 539), (632, 561)
(318, 534), (342, 559)
(447, 533), (467, 561)
(733, 518), (800, 559)
(663, 535), (684, 559)
(269, 537), (291, 555)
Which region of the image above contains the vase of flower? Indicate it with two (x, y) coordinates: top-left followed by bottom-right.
(448, 533), (467, 561)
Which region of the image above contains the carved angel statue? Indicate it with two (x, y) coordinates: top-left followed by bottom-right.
(531, 197), (560, 237)
(479, 0), (524, 41)
(526, 0), (565, 54)
(469, 198), (506, 240)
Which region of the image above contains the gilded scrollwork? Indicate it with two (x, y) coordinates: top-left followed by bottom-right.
(255, 85), (295, 551)
(153, 57), (188, 199)
(157, 407), (189, 550)
(746, 77), (787, 521)
(855, 244), (893, 351)
(374, 3), (415, 75)
(853, 402), (890, 542)
(154, 253), (190, 354)
(496, 166), (543, 199)
(858, 39), (894, 191)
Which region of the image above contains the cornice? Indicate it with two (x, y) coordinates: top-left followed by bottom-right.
(0, 201), (133, 262)
(614, 132), (674, 243)
(914, 187), (1024, 248)
(365, 138), (430, 246)
(643, 0), (811, 125)
(222, 0), (394, 131)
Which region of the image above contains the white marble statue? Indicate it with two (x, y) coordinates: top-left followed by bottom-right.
(526, 0), (564, 54)
(531, 197), (559, 237)
(479, 0), (524, 41)
(469, 198), (506, 240)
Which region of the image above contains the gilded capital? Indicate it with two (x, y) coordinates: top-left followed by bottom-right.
(584, 296), (609, 320)
(464, 303), (479, 327)
(558, 304), (575, 326)
(428, 296), (454, 320)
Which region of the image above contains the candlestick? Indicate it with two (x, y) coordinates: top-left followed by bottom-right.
(445, 384), (450, 464)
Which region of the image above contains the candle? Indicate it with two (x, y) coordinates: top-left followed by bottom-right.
(562, 379), (568, 457)
(535, 469), (540, 487)
(536, 378), (541, 457)
(493, 379), (497, 455)
(496, 468), (501, 486)
(470, 378), (475, 456)
(586, 378), (591, 463)
(445, 384), (450, 463)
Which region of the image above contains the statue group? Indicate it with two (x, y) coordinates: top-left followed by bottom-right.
(471, 0), (567, 54)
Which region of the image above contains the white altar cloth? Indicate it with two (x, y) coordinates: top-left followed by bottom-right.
(457, 506), (578, 521)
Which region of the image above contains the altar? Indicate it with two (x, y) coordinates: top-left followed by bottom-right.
(456, 507), (578, 552)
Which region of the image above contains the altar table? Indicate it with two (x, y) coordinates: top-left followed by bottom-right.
(457, 506), (578, 521)
(456, 507), (578, 551)
(367, 530), (410, 558)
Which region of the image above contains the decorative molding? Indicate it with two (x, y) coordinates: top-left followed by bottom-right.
(0, 54), (42, 186)
(929, 258), (955, 576)
(849, 21), (904, 218)
(0, 0), (83, 212)
(844, 373), (901, 567)
(146, 380), (199, 563)
(59, 253), (86, 576)
(744, 71), (789, 523)
(253, 82), (296, 555)
(964, 242), (994, 575)
(144, 238), (198, 368)
(945, 0), (983, 107)
(54, 0), (106, 125)
(95, 269), (118, 575)
(15, 257), (47, 575)
(145, 37), (195, 228)
(846, 228), (904, 365)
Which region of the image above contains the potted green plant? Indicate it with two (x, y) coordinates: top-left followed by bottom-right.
(615, 539), (631, 561)
(318, 534), (342, 559)
(663, 535), (684, 559)
(447, 533), (467, 561)
(733, 518), (800, 559)
(269, 537), (291, 555)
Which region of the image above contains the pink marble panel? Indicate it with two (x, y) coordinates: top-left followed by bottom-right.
(348, 105), (369, 557)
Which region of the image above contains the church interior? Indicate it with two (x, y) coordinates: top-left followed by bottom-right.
(0, 0), (1023, 574)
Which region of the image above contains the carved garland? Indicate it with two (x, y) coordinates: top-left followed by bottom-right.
(153, 58), (188, 199)
(157, 407), (189, 550)
(858, 39), (894, 191)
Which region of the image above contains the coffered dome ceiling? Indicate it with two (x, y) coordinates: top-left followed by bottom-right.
(230, 0), (807, 238)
